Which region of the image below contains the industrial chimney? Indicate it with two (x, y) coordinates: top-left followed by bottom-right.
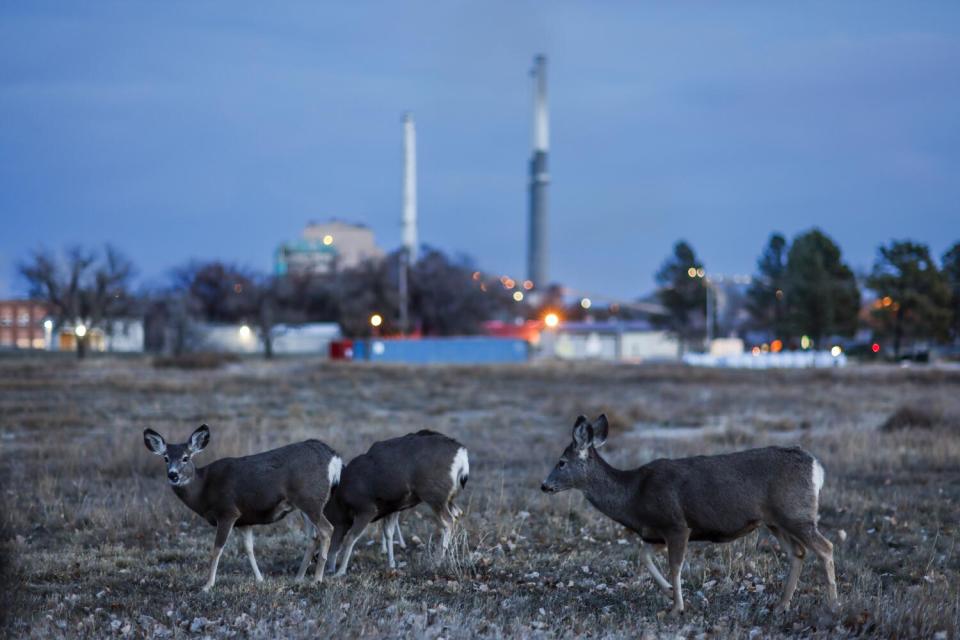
(527, 55), (549, 289)
(402, 112), (418, 262)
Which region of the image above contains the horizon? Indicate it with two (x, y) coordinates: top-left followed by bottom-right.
(2, 2), (959, 299)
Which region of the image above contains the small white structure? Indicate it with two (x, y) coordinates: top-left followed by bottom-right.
(683, 350), (847, 369)
(196, 323), (341, 355)
(540, 322), (680, 362)
(708, 338), (744, 357)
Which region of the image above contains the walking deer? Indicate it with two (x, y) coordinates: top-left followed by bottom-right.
(143, 425), (342, 591)
(324, 430), (469, 575)
(541, 415), (838, 615)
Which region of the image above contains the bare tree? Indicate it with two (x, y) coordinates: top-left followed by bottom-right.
(19, 246), (136, 358)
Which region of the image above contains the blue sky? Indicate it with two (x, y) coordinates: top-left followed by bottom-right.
(2, 2), (958, 299)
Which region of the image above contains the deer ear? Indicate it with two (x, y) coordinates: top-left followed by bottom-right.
(592, 415), (609, 448)
(573, 416), (592, 449)
(143, 429), (167, 456)
(189, 424), (210, 454)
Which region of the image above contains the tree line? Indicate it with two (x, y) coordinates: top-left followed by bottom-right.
(18, 229), (960, 359)
(18, 246), (514, 358)
(655, 228), (960, 357)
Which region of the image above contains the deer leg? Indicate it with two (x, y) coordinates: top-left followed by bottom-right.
(238, 527), (264, 583)
(383, 513), (398, 569)
(296, 512), (319, 581)
(326, 523), (346, 574)
(805, 527), (839, 612)
(395, 516), (406, 549)
(309, 513), (334, 583)
(768, 526), (804, 613)
(787, 522), (839, 613)
(639, 543), (672, 594)
(665, 530), (689, 615)
(203, 517), (236, 592)
(335, 510), (375, 577)
(380, 519), (389, 554)
(430, 504), (455, 559)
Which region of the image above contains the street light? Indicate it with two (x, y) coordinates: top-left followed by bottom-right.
(544, 312), (560, 328)
(74, 324), (87, 338)
(512, 291), (524, 302)
(370, 313), (383, 328)
(580, 298), (591, 310)
(323, 234), (334, 246)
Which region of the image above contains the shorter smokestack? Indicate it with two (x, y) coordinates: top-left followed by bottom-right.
(402, 112), (418, 262)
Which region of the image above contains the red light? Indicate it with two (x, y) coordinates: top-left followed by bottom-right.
(871, 343), (880, 353)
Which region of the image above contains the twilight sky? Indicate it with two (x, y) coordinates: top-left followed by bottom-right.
(2, 2), (958, 299)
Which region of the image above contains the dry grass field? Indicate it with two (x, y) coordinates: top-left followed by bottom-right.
(1, 356), (958, 638)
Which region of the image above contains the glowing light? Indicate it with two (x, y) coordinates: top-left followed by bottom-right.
(830, 345), (842, 357)
(761, 343), (770, 353)
(43, 319), (53, 331)
(503, 278), (516, 289)
(775, 289), (784, 300)
(872, 343), (881, 353)
(522, 280), (534, 290)
(696, 268), (705, 278)
(74, 324), (87, 338)
(472, 271), (481, 281)
(512, 291), (524, 302)
(370, 314), (383, 328)
(771, 339), (783, 353)
(544, 312), (560, 328)
(751, 346), (761, 356)
(882, 296), (893, 307)
(238, 325), (251, 339)
(800, 335), (811, 350)
(323, 234), (334, 246)
(580, 297), (592, 310)
(687, 267), (697, 278)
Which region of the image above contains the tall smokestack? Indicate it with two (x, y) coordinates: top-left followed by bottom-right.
(528, 54), (549, 289)
(402, 112), (418, 263)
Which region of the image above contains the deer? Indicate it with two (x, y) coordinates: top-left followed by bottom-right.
(541, 415), (839, 616)
(323, 429), (469, 576)
(142, 424), (342, 591)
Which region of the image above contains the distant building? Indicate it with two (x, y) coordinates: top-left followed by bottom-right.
(538, 320), (680, 362)
(52, 319), (144, 353)
(0, 300), (48, 349)
(275, 221), (383, 277)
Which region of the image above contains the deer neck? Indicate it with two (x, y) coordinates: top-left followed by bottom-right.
(171, 465), (208, 516)
(581, 451), (639, 529)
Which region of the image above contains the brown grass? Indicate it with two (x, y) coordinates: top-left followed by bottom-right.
(1, 358), (959, 638)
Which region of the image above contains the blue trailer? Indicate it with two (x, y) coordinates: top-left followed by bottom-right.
(353, 336), (529, 364)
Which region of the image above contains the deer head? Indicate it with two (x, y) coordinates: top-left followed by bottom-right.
(541, 414), (608, 493)
(143, 424), (210, 486)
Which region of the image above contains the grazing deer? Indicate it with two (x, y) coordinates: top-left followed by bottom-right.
(143, 425), (342, 591)
(541, 415), (838, 615)
(324, 430), (469, 575)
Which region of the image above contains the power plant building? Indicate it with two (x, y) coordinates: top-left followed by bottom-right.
(275, 221), (384, 277)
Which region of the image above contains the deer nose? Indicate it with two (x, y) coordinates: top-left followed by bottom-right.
(541, 483), (552, 493)
(168, 471), (179, 482)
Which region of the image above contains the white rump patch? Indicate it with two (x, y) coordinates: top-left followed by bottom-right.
(328, 455), (343, 488)
(811, 458), (825, 496)
(449, 447), (469, 492)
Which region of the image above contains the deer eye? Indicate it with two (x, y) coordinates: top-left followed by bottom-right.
(181, 455), (189, 463)
(558, 460), (567, 468)
(163, 455), (169, 462)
